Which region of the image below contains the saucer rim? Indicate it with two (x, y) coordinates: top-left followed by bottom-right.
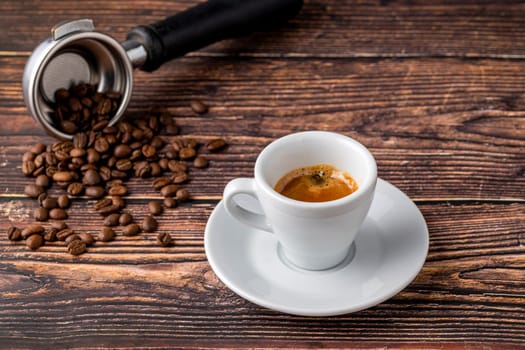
(204, 178), (429, 317)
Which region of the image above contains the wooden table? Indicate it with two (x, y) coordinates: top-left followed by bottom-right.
(1, 0), (524, 348)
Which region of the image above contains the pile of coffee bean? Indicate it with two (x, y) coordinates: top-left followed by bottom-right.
(8, 83), (227, 255)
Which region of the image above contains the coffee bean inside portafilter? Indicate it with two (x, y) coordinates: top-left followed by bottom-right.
(11, 82), (228, 254)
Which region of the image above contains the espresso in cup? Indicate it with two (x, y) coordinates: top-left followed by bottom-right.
(274, 164), (358, 202)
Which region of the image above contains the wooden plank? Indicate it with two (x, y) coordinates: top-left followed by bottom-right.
(1, 0), (525, 58)
(0, 202), (524, 347)
(2, 56), (524, 200)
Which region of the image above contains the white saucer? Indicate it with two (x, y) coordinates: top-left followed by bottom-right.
(204, 179), (429, 317)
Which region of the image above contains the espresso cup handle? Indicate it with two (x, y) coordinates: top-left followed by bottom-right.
(223, 178), (273, 233)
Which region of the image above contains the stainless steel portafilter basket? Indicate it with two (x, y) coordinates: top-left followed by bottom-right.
(22, 0), (303, 140)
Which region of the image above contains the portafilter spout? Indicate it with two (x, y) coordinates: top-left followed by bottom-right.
(23, 0), (303, 140)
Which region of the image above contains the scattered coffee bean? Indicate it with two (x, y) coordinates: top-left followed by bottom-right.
(34, 207), (49, 221)
(65, 233), (81, 244)
(157, 232), (173, 247)
(206, 138), (227, 152)
(78, 232), (95, 246)
(49, 208), (68, 220)
(172, 172), (189, 184)
(68, 239), (87, 256)
(190, 100), (208, 114)
(83, 169), (101, 185)
(160, 184), (179, 197)
(26, 234), (44, 250)
(98, 227), (115, 242)
(104, 213), (121, 227)
(67, 182), (84, 196)
(122, 223), (140, 236)
(7, 226), (22, 241)
(148, 201), (163, 216)
(51, 221), (67, 230)
(112, 196), (125, 209)
(30, 143), (47, 155)
(163, 197), (177, 208)
(142, 216), (158, 232)
(97, 204), (120, 216)
(52, 171), (73, 182)
(94, 198), (112, 210)
(85, 186), (105, 198)
(41, 197), (58, 209)
(35, 174), (51, 188)
(179, 147), (196, 160)
(118, 213), (133, 226)
(152, 177), (172, 190)
(57, 195), (70, 209)
(21, 225), (45, 239)
(108, 185), (127, 196)
(24, 184), (44, 198)
(44, 228), (58, 242)
(193, 156), (209, 168)
(57, 228), (74, 241)
(176, 188), (191, 202)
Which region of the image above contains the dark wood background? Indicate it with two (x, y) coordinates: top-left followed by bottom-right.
(1, 0), (524, 348)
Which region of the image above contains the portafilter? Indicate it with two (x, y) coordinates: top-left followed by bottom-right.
(23, 0), (303, 139)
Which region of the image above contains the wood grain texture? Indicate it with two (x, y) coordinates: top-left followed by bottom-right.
(1, 0), (525, 348)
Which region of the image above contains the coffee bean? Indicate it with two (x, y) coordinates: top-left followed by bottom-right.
(78, 232), (95, 246)
(35, 174), (51, 188)
(94, 137), (110, 153)
(115, 159), (133, 171)
(206, 138), (227, 152)
(21, 225), (45, 239)
(30, 143), (47, 155)
(97, 204), (120, 216)
(57, 228), (74, 241)
(108, 185), (127, 196)
(104, 213), (120, 227)
(163, 197), (177, 208)
(41, 197), (58, 209)
(83, 169), (101, 185)
(70, 147), (86, 158)
(57, 195), (70, 209)
(142, 216), (158, 232)
(152, 177), (171, 190)
(168, 160), (187, 173)
(160, 184), (179, 197)
(157, 232), (173, 247)
(65, 234), (81, 244)
(68, 240), (87, 256)
(98, 227), (115, 242)
(86, 149), (100, 164)
(150, 136), (164, 149)
(148, 201), (163, 216)
(112, 196), (126, 209)
(73, 132), (89, 148)
(49, 208), (68, 220)
(190, 100), (208, 114)
(142, 144), (156, 158)
(52, 171), (73, 182)
(37, 193), (48, 206)
(55, 88), (70, 101)
(99, 166), (112, 181)
(24, 184), (44, 198)
(193, 156), (209, 168)
(43, 228), (58, 242)
(179, 147), (196, 160)
(85, 186), (105, 198)
(118, 213), (133, 226)
(111, 169), (128, 179)
(7, 226), (22, 241)
(67, 182), (84, 196)
(51, 221), (67, 231)
(26, 234), (44, 250)
(113, 144), (132, 158)
(22, 152), (35, 162)
(176, 188), (191, 202)
(34, 207), (49, 221)
(94, 198), (112, 210)
(172, 172), (189, 184)
(122, 223), (140, 236)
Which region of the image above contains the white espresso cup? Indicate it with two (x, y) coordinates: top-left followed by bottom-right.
(223, 131), (377, 270)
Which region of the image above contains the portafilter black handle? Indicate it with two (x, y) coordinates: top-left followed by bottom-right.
(126, 0), (303, 72)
